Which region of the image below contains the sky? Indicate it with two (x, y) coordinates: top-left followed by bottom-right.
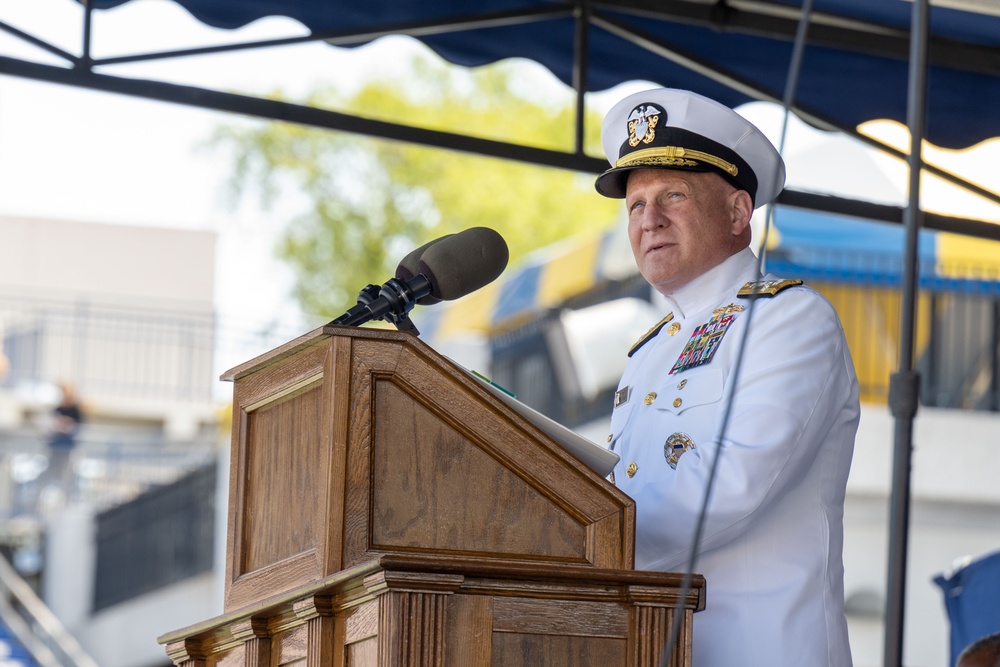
(0, 0), (464, 342)
(0, 0), (644, 346)
(2, 0), (1000, 351)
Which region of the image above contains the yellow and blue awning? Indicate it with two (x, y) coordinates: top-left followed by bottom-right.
(414, 207), (1000, 346)
(768, 208), (1000, 293)
(413, 224), (638, 343)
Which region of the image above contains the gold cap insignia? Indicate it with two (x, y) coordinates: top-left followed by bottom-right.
(627, 104), (663, 147)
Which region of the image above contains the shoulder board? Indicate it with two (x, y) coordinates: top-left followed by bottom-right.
(737, 279), (804, 299)
(628, 313), (674, 358)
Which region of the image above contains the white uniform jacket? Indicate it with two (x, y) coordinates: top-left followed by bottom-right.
(610, 248), (860, 667)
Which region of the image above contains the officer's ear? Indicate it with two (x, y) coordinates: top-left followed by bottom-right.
(729, 189), (754, 237)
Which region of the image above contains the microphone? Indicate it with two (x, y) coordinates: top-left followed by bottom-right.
(329, 227), (508, 331)
(417, 227), (508, 300)
(394, 233), (454, 306)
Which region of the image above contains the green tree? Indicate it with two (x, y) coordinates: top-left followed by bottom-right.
(214, 55), (620, 319)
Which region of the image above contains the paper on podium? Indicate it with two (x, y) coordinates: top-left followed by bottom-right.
(467, 369), (620, 477)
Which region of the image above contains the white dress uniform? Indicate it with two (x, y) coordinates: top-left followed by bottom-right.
(609, 248), (859, 667)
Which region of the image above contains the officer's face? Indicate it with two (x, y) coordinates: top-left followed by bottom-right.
(625, 169), (752, 296)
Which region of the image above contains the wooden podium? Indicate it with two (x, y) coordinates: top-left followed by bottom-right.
(159, 326), (704, 666)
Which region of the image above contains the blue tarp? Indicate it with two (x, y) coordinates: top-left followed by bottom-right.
(934, 550), (1000, 666)
(767, 208), (936, 286)
(0, 620), (41, 667)
(769, 208), (1000, 294)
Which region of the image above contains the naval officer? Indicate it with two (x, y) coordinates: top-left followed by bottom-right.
(597, 88), (860, 666)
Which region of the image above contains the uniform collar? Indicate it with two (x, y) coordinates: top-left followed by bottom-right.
(663, 247), (760, 318)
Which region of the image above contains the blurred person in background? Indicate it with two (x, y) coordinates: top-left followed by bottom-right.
(44, 380), (85, 499)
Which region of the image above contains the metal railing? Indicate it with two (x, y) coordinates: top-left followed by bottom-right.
(1, 294), (215, 404)
(769, 248), (1000, 410)
(93, 462), (216, 612)
(0, 425), (220, 618)
(0, 552), (99, 667)
(0, 291), (306, 405)
(1, 425), (218, 522)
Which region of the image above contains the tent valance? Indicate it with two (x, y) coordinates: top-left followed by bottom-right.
(86, 0), (1000, 150)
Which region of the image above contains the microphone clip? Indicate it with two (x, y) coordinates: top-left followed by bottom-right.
(374, 277), (421, 335)
(328, 275), (430, 334)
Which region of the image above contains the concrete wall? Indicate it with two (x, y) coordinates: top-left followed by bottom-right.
(0, 215), (221, 435)
(44, 449), (229, 667)
(0, 215), (215, 313)
(845, 406), (1000, 667)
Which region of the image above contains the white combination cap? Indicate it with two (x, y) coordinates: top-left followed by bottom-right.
(596, 88), (785, 208)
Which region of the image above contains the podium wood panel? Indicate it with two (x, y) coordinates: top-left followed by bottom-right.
(222, 326), (635, 610)
(369, 380), (585, 559)
(244, 383), (324, 570)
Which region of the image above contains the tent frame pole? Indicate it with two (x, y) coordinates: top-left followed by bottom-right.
(572, 0), (591, 155)
(884, 0), (929, 663)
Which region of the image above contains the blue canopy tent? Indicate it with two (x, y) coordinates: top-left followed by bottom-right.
(3, 1), (1000, 664)
(3, 0), (1000, 226)
(417, 206), (1000, 342)
(56, 0), (1000, 150)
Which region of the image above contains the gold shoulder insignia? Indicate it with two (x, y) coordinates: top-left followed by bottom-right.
(628, 313), (674, 358)
(737, 279), (804, 298)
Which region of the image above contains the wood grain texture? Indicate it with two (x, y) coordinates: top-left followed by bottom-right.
(491, 633), (625, 667)
(240, 636), (270, 667)
(162, 557), (702, 667)
(243, 383), (324, 570)
(226, 551), (322, 614)
(208, 645), (244, 667)
(378, 591), (446, 667)
(226, 338), (337, 610)
(226, 327), (636, 603)
(198, 328), (701, 667)
(274, 624), (307, 667)
(492, 597), (627, 637)
(346, 637), (377, 667)
(164, 639), (207, 667)
(343, 599), (379, 644)
(630, 605), (669, 667)
(222, 327), (331, 382)
(324, 335), (353, 576)
(344, 334), (633, 571)
(341, 340), (385, 569)
(371, 377), (584, 558)
(232, 618), (271, 667)
(444, 595), (492, 667)
(305, 616), (336, 667)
